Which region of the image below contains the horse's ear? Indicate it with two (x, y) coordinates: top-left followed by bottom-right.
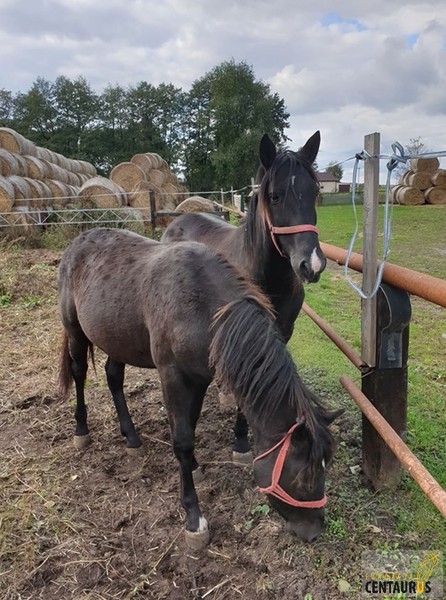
(259, 134), (276, 171)
(299, 131), (321, 164)
(324, 408), (344, 425)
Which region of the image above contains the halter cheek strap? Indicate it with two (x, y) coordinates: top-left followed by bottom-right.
(253, 420), (327, 509)
(264, 212), (320, 257)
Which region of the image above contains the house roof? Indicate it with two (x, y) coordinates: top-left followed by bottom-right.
(316, 171), (339, 182)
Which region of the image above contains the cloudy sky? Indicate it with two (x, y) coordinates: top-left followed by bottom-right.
(1, 0), (446, 181)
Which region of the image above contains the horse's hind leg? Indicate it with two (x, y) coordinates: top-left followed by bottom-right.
(105, 358), (142, 453)
(232, 407), (253, 466)
(68, 330), (91, 449)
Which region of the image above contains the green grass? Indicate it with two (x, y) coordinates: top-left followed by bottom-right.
(289, 204), (446, 550)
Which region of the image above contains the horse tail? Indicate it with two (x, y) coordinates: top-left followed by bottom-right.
(58, 331), (72, 400)
(58, 331), (96, 400)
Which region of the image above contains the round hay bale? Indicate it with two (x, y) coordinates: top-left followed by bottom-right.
(110, 162), (147, 192)
(8, 176), (32, 207)
(395, 186), (425, 205)
(130, 153), (155, 176)
(0, 127), (37, 156)
(77, 160), (97, 177)
(36, 146), (54, 162)
(146, 152), (163, 169)
(159, 159), (170, 173)
(23, 177), (46, 209)
(175, 196), (215, 213)
(147, 168), (166, 188)
(0, 149), (21, 177)
(77, 173), (91, 185)
(163, 182), (183, 205)
(390, 185), (404, 204)
(401, 170), (414, 185)
(23, 156), (52, 180)
(128, 180), (165, 216)
(66, 171), (83, 187)
(410, 157), (440, 173)
(78, 176), (126, 208)
(45, 179), (73, 208)
(430, 169), (446, 187)
(404, 171), (432, 190)
(0, 176), (15, 212)
(424, 187), (446, 205)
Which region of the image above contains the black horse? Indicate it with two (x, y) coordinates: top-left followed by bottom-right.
(162, 132), (326, 458)
(58, 228), (340, 548)
(162, 131), (325, 341)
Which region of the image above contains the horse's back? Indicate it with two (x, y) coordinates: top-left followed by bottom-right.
(162, 212), (239, 255)
(58, 228), (256, 374)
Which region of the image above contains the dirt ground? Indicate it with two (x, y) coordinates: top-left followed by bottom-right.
(0, 245), (411, 600)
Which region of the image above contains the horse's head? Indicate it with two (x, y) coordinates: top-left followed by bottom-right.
(253, 408), (342, 543)
(257, 132), (326, 283)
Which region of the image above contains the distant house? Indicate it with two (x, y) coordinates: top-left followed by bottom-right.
(316, 171), (339, 193)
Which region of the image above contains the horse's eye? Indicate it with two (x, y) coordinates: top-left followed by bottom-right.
(269, 192), (280, 204)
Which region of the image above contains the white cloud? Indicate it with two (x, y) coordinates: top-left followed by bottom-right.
(1, 0), (446, 180)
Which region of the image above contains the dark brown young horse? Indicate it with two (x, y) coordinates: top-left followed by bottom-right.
(162, 132), (326, 458)
(58, 228), (340, 548)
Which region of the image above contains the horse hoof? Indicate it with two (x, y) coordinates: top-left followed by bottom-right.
(192, 466), (205, 484)
(232, 450), (253, 466)
(73, 434), (90, 450)
(126, 445), (144, 457)
(219, 392), (236, 409)
(184, 524), (210, 551)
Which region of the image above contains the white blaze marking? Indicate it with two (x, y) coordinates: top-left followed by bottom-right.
(322, 458), (326, 469)
(310, 247), (323, 273)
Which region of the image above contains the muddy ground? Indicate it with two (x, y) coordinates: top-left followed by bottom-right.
(0, 246), (414, 599)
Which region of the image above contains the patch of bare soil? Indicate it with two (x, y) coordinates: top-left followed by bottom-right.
(0, 246), (404, 599)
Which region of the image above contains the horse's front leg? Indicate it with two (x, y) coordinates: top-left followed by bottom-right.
(159, 367), (209, 550)
(232, 407), (253, 465)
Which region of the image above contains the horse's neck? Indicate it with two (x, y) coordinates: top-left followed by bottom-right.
(244, 231), (304, 340)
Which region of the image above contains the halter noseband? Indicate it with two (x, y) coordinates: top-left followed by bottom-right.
(253, 418), (327, 509)
(264, 211), (319, 258)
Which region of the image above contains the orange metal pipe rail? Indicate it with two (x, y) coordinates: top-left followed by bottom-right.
(340, 375), (446, 518)
(320, 242), (446, 309)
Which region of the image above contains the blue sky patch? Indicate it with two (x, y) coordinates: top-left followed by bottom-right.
(320, 12), (367, 32)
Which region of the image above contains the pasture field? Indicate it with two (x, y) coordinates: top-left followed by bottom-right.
(0, 205), (445, 599)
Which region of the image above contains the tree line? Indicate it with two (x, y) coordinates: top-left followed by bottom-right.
(0, 60), (290, 192)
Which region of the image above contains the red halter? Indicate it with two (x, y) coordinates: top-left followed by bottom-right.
(264, 211), (319, 257)
(253, 419), (327, 509)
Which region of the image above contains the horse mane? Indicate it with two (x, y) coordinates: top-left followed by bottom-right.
(243, 147), (318, 277)
(209, 295), (335, 480)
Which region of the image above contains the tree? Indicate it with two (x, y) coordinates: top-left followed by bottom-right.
(12, 77), (57, 145)
(53, 76), (98, 158)
(326, 160), (343, 182)
(0, 89), (15, 126)
(184, 60), (290, 191)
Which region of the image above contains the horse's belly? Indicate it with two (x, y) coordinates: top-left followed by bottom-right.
(77, 304), (154, 369)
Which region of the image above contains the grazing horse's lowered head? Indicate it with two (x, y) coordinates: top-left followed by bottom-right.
(248, 131), (326, 283)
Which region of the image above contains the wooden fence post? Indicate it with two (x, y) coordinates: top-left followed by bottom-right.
(361, 132), (380, 367)
(361, 284), (411, 488)
(360, 132), (411, 489)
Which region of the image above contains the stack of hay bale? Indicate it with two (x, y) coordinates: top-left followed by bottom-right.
(392, 157), (446, 205)
(106, 153), (188, 218)
(0, 127), (97, 228)
(0, 126), (213, 234)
